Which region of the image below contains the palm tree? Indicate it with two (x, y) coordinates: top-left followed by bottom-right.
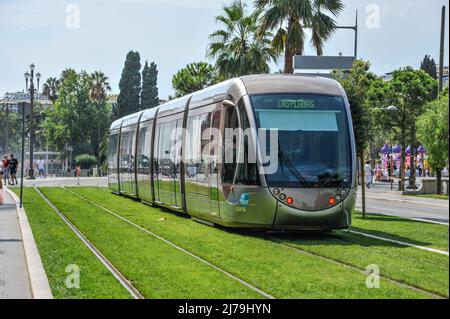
(207, 0), (278, 78)
(89, 71), (111, 165)
(42, 77), (60, 103)
(60, 68), (77, 82)
(256, 0), (344, 73)
(89, 71), (111, 102)
(172, 62), (221, 97)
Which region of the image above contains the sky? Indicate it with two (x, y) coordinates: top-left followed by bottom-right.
(0, 0), (448, 99)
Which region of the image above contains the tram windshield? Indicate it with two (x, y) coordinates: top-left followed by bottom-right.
(251, 94), (353, 188)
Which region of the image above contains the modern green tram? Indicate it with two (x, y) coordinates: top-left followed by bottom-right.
(108, 74), (357, 231)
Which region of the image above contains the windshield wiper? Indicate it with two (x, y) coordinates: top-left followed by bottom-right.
(278, 148), (311, 188)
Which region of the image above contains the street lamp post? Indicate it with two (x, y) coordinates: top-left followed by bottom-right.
(24, 63), (41, 179)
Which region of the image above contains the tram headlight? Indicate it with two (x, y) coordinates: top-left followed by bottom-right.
(329, 197), (336, 205)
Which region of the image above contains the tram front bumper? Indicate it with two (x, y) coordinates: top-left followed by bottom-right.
(272, 190), (356, 231)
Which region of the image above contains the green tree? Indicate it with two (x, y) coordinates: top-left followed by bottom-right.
(42, 69), (112, 168)
(256, 0), (344, 73)
(75, 154), (98, 169)
(172, 62), (222, 97)
(420, 55), (437, 79)
(42, 77), (60, 103)
(368, 68), (437, 190)
(0, 104), (21, 155)
(207, 0), (278, 77)
(417, 89), (449, 194)
(390, 68), (437, 189)
(141, 61), (159, 109)
(117, 50), (141, 118)
(334, 60), (376, 217)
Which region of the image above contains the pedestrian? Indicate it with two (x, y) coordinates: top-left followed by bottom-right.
(37, 157), (45, 178)
(364, 161), (373, 189)
(418, 161), (423, 177)
(375, 163), (382, 182)
(76, 164), (81, 185)
(0, 171), (4, 205)
(2, 155), (10, 186)
(8, 154), (18, 186)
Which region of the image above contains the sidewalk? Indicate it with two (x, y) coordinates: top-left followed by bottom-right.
(357, 182), (449, 207)
(0, 190), (32, 299)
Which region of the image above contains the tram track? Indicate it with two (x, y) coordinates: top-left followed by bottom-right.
(266, 236), (445, 299)
(60, 186), (275, 299)
(34, 187), (144, 299)
(62, 186), (446, 299)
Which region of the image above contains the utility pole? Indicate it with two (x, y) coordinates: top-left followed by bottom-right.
(336, 10), (358, 59)
(24, 63), (41, 179)
(20, 103), (26, 208)
(439, 5), (446, 93)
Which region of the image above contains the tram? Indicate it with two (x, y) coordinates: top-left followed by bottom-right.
(108, 74), (357, 231)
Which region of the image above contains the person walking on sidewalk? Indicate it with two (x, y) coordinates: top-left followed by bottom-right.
(8, 154), (18, 186)
(37, 157), (46, 178)
(76, 164), (81, 185)
(2, 155), (10, 186)
(364, 161), (373, 189)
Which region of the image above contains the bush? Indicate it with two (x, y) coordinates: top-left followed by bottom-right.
(75, 154), (98, 169)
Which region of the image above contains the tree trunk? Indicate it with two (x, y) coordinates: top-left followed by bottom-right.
(436, 170), (442, 195)
(360, 152), (366, 218)
(409, 124), (416, 190)
(284, 17), (295, 74)
(400, 140), (406, 191)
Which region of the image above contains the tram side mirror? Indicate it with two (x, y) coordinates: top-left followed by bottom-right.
(222, 100), (237, 108)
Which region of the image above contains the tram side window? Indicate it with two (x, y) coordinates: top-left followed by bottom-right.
(108, 132), (119, 172)
(120, 131), (131, 171)
(235, 102), (260, 185)
(199, 112), (212, 178)
(222, 107), (238, 184)
(137, 121), (152, 174)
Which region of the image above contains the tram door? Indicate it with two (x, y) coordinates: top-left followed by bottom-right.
(119, 125), (137, 196)
(185, 106), (220, 220)
(153, 118), (183, 209)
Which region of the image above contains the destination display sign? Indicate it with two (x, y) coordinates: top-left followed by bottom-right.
(277, 99), (315, 109)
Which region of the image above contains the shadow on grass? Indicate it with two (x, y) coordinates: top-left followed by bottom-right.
(107, 191), (435, 250)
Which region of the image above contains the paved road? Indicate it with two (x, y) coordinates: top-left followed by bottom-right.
(18, 177), (108, 188)
(13, 177), (450, 224)
(356, 182), (449, 224)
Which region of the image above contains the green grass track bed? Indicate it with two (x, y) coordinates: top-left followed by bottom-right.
(38, 187), (262, 299)
(59, 186), (440, 299)
(12, 188), (132, 299)
(352, 211), (449, 252)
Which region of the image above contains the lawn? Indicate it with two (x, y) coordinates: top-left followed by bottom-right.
(352, 211), (449, 252)
(11, 188), (132, 299)
(59, 186), (437, 298)
(39, 187), (262, 299)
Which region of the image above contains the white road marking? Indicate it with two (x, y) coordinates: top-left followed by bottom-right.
(362, 195), (449, 208)
(346, 229), (449, 256)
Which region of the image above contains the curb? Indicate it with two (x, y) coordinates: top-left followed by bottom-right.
(357, 192), (449, 208)
(5, 188), (53, 299)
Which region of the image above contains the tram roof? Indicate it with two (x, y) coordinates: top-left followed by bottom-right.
(239, 74), (343, 96)
(110, 74), (343, 131)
